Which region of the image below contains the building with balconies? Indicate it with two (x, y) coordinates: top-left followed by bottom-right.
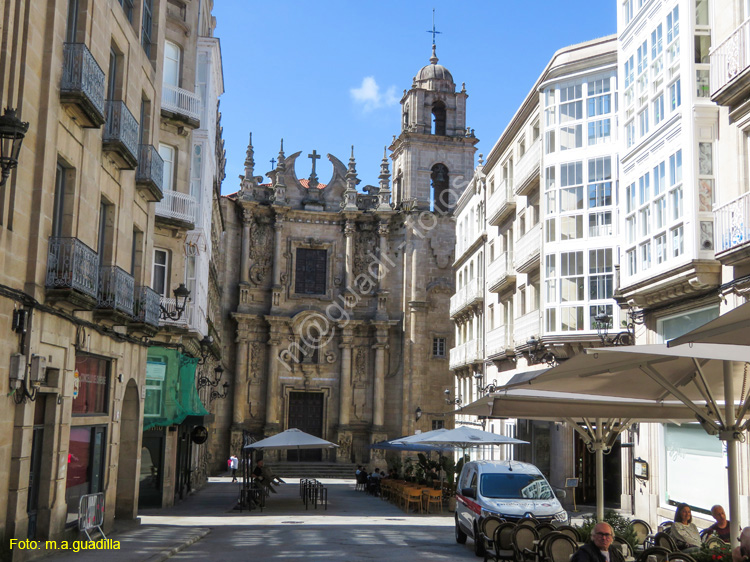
(450, 162), (487, 420)
(0, 0), (179, 547)
(0, 0), (227, 546)
(454, 36), (621, 509)
(143, 1), (226, 510)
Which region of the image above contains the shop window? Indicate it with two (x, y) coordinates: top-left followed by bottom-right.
(65, 425), (106, 524)
(72, 355), (110, 415)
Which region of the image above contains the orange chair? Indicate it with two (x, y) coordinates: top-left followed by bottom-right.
(423, 488), (442, 513)
(403, 487), (423, 513)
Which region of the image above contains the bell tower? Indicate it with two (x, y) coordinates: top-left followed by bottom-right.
(390, 44), (478, 211)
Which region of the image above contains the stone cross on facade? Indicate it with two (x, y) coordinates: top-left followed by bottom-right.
(308, 149), (321, 188)
(270, 157), (276, 168)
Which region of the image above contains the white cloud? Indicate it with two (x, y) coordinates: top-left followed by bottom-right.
(350, 76), (399, 112)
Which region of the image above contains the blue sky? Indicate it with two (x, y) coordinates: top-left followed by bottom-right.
(213, 1), (616, 195)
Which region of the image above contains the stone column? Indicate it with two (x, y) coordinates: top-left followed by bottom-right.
(372, 324), (389, 427)
(338, 326), (354, 427)
(264, 318), (285, 430)
(240, 209), (252, 284)
(233, 338), (248, 425)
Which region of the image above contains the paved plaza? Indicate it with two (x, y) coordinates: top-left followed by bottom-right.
(46, 477), (478, 562)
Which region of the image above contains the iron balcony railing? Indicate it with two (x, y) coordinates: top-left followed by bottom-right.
(134, 286), (161, 327)
(46, 237), (99, 300)
(715, 190), (750, 254)
(161, 83), (201, 123)
(97, 265), (135, 316)
(60, 43), (106, 126)
(159, 297), (194, 328)
(135, 144), (164, 198)
(103, 100), (139, 167)
(710, 17), (750, 96)
(155, 190), (198, 225)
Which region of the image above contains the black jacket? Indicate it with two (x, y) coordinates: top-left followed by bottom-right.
(571, 542), (626, 562)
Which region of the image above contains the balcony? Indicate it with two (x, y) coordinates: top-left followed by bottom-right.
(136, 145), (164, 202)
(97, 265), (135, 317)
(46, 237), (99, 307)
(488, 179), (515, 226)
(449, 276), (483, 318)
(711, 17), (750, 110)
(488, 251), (515, 293)
(515, 223), (541, 273)
(486, 326), (510, 359)
(133, 286), (161, 328)
(514, 311), (541, 348)
(514, 141), (540, 196)
(60, 43), (106, 127)
(160, 297), (195, 329)
(103, 100), (139, 169)
(715, 190), (750, 266)
(155, 190), (198, 229)
(449, 337), (483, 371)
(161, 83), (201, 128)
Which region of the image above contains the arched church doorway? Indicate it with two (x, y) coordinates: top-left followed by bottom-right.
(115, 379), (140, 519)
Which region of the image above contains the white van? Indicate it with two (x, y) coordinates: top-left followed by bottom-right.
(455, 460), (568, 555)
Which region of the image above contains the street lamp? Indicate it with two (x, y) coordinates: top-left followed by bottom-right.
(474, 372), (497, 395)
(0, 108), (29, 187)
(196, 335), (215, 365)
(415, 406), (422, 422)
(594, 307), (643, 346)
(210, 381), (230, 401)
(444, 388), (461, 406)
(526, 336), (558, 367)
(159, 283), (191, 321)
(197, 365), (224, 390)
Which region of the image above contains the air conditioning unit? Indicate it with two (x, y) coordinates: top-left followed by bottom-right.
(30, 354), (47, 384)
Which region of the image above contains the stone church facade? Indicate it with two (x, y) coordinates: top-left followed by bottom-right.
(221, 47), (477, 464)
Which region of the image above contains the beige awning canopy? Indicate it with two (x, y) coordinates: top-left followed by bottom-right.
(668, 301), (750, 347)
(498, 343), (750, 540)
(459, 389), (699, 422)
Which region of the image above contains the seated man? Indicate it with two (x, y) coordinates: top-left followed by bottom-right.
(571, 522), (625, 562)
(252, 459), (283, 494)
(706, 505), (731, 542)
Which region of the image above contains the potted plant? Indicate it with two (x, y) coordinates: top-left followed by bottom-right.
(440, 454), (468, 512)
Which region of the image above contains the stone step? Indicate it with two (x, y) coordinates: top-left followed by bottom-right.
(269, 462), (357, 479)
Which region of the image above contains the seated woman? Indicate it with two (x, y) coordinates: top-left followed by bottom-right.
(671, 503), (702, 551)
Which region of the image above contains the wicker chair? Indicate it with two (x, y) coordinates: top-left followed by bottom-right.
(637, 546), (671, 562)
(512, 524), (540, 562)
(544, 533), (579, 562)
(613, 535), (635, 559)
(630, 519), (653, 549)
(556, 525), (581, 542)
(654, 532), (677, 552)
(536, 523), (557, 538)
(667, 553), (698, 562)
(485, 522), (517, 562)
(480, 516), (506, 556)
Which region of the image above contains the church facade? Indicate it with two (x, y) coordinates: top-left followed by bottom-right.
(221, 47), (477, 464)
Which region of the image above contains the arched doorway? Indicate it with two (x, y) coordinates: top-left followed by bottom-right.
(115, 379), (140, 519)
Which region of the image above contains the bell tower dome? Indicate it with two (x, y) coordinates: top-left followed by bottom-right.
(390, 44), (478, 212)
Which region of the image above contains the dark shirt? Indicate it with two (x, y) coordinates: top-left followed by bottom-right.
(571, 542), (625, 562)
(706, 522), (731, 542)
(252, 465), (263, 479)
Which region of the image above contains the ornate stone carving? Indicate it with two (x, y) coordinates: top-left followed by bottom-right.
(324, 350), (337, 364)
(353, 225), (378, 293)
(248, 216), (273, 284)
(250, 342), (264, 383)
(354, 347), (367, 386)
(428, 232), (453, 269)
